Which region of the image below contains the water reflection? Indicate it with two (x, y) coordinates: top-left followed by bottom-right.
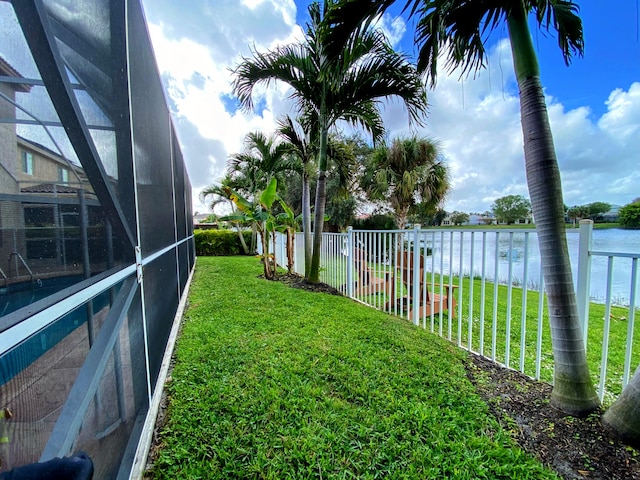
(421, 229), (640, 305)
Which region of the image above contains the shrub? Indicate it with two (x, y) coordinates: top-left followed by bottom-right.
(353, 214), (397, 230)
(194, 229), (252, 256)
(619, 202), (640, 228)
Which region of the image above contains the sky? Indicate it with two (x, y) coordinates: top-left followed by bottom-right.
(140, 0), (640, 216)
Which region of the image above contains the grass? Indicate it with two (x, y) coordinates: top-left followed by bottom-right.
(348, 264), (639, 404)
(147, 256), (558, 479)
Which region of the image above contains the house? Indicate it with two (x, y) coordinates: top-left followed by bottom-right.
(0, 57), (105, 283)
(602, 205), (621, 223)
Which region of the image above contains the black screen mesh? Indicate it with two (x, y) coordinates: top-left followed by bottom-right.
(0, 0), (194, 476)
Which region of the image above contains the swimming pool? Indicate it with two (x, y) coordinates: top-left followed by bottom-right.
(0, 276), (111, 385)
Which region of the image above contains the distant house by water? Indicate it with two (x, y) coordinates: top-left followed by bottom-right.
(602, 205), (621, 223)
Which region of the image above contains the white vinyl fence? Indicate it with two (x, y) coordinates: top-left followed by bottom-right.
(271, 220), (639, 403)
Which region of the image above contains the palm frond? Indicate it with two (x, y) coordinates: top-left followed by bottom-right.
(532, 0), (583, 64)
(231, 43), (317, 112)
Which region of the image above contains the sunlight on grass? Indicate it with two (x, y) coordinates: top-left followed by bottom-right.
(341, 261), (638, 404)
(147, 256), (558, 479)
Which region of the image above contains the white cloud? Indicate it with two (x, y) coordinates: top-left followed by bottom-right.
(143, 2), (640, 216)
(142, 0), (302, 211)
(373, 13), (406, 48)
(380, 38), (640, 213)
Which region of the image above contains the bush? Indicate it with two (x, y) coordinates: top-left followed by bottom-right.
(194, 229), (253, 256)
(353, 214), (397, 230)
(619, 202), (640, 228)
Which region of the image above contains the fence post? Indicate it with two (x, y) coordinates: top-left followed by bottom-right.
(346, 226), (354, 298)
(279, 232), (286, 270)
(412, 224), (421, 326)
(576, 219), (593, 349)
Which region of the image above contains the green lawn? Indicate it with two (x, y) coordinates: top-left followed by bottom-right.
(147, 256), (559, 479)
(348, 266), (638, 404)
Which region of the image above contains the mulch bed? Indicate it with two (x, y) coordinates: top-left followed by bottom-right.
(465, 353), (640, 479)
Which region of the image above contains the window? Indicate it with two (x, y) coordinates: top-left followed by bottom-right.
(59, 167), (69, 183)
(22, 151), (33, 175)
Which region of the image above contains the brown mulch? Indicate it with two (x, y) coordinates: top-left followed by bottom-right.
(466, 353), (640, 479)
(265, 272), (344, 295)
(273, 272), (640, 480)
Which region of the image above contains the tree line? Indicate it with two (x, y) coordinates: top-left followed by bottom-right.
(448, 196), (640, 227)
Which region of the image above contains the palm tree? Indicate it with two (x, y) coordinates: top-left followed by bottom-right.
(361, 136), (450, 230)
(326, 0), (599, 415)
(200, 176), (250, 255)
(603, 368), (640, 446)
(232, 1), (427, 283)
(276, 115), (315, 274)
(228, 131), (296, 198)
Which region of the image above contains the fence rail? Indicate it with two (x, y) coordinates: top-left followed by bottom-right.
(272, 220), (640, 404)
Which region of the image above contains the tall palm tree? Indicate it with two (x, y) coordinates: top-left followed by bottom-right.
(326, 0), (599, 415)
(361, 136), (450, 230)
(232, 0), (427, 283)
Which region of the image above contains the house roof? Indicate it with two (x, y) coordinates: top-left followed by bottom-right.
(21, 183), (80, 195)
(0, 56), (31, 93)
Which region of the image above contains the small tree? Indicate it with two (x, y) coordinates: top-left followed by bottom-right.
(587, 201), (611, 222)
(491, 195), (531, 225)
(618, 201), (640, 228)
(480, 211), (495, 225)
(361, 137), (451, 230)
(450, 211), (470, 226)
(567, 205), (589, 227)
(222, 178), (279, 279)
(200, 177), (250, 254)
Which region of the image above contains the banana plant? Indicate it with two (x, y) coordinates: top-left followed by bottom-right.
(222, 177), (278, 279)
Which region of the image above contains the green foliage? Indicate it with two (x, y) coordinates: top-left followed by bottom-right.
(567, 205), (589, 224)
(491, 195), (531, 224)
(586, 201), (611, 220)
(619, 201), (640, 228)
(449, 211), (470, 225)
(194, 229), (252, 256)
(568, 202), (611, 223)
(361, 136), (451, 230)
(325, 192), (357, 231)
(149, 257), (557, 479)
(353, 214), (397, 230)
(222, 178), (279, 278)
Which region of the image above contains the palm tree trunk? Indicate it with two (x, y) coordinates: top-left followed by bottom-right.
(309, 121), (329, 283)
(394, 206), (409, 231)
(260, 226), (272, 279)
(302, 170), (312, 276)
(508, 5), (599, 415)
(250, 223), (257, 254)
(286, 227), (295, 274)
(603, 365), (640, 446)
(234, 222), (249, 254)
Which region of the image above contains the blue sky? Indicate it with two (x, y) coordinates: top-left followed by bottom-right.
(141, 0), (640, 215)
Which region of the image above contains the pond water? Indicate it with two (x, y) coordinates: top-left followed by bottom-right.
(423, 228), (640, 305)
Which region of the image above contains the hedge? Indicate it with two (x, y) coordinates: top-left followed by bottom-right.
(194, 229), (253, 256)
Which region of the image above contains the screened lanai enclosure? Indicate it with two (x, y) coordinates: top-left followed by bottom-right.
(0, 0), (194, 477)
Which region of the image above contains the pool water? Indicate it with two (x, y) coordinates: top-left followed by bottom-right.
(0, 276), (110, 385)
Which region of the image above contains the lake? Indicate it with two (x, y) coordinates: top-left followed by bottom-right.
(420, 228), (640, 305)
